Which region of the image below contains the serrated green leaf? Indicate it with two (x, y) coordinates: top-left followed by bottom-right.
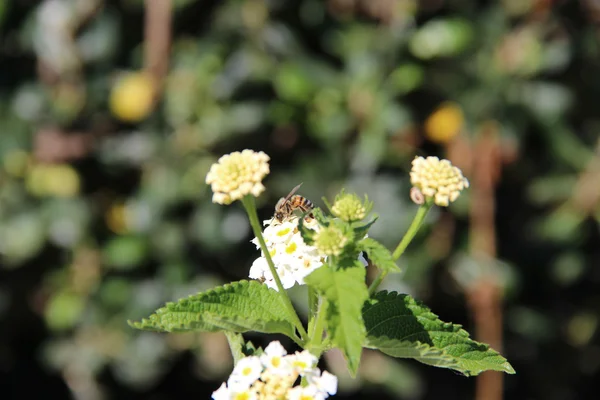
(366, 337), (456, 369)
(128, 280), (296, 338)
(352, 216), (378, 240)
(363, 291), (515, 376)
(357, 238), (400, 273)
(305, 264), (368, 376)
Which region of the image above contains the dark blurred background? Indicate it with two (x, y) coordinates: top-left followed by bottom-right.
(1, 0), (600, 399)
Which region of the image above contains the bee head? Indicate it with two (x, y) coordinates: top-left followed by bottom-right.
(274, 211), (284, 222)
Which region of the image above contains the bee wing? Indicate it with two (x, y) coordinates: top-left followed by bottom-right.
(283, 183), (303, 202)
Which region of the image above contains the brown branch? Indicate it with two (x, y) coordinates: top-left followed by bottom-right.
(467, 124), (504, 400)
(144, 0), (173, 99)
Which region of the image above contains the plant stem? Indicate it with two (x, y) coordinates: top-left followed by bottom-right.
(309, 296), (328, 358)
(241, 196), (308, 341)
(224, 331), (245, 365)
(368, 201), (433, 296)
(308, 286), (317, 321)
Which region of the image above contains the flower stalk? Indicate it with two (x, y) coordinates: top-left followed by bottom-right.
(241, 195), (308, 341)
(368, 200), (433, 296)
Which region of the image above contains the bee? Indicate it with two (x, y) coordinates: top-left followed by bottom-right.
(273, 183), (314, 223)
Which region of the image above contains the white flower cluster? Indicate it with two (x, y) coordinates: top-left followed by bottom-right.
(212, 341), (338, 400)
(249, 217), (324, 291)
(205, 150), (270, 205)
(410, 156), (469, 207)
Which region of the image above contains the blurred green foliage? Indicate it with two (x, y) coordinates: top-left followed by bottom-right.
(1, 0), (600, 399)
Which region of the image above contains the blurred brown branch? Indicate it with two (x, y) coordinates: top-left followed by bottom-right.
(144, 0), (173, 99)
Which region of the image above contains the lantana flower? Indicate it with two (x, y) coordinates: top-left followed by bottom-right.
(249, 217), (324, 290)
(409, 156), (469, 207)
(212, 341), (338, 400)
(205, 150), (270, 205)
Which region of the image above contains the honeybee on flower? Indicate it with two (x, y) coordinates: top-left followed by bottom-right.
(273, 183), (315, 223)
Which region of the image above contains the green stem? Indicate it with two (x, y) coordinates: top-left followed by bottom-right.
(241, 196), (308, 341)
(308, 286), (318, 324)
(368, 201), (433, 296)
(224, 331), (244, 365)
(309, 296), (328, 358)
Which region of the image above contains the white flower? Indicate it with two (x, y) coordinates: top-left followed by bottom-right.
(249, 217), (324, 291)
(229, 388), (257, 400)
(308, 370), (338, 396)
(228, 356), (262, 388)
(260, 341), (291, 373)
(290, 350), (319, 376)
(211, 382), (230, 400)
(213, 341), (339, 400)
(205, 150), (270, 205)
(287, 385), (326, 400)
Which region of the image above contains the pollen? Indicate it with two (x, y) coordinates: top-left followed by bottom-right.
(285, 242), (298, 254)
(277, 227), (291, 236)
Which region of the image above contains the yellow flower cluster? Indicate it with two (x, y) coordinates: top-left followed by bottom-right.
(410, 156), (469, 207)
(205, 150), (270, 205)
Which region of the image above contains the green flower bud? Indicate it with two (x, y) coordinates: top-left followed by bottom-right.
(330, 192), (371, 222)
(314, 226), (347, 257)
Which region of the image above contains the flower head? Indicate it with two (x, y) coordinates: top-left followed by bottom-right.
(250, 217), (324, 290)
(212, 341), (337, 400)
(313, 226), (347, 257)
(330, 192), (371, 222)
(206, 150), (270, 205)
(410, 156), (469, 207)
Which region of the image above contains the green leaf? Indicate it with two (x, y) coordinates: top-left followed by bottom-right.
(312, 207), (329, 227)
(363, 291), (515, 376)
(305, 263), (368, 376)
(298, 209), (324, 245)
(352, 216), (378, 240)
(128, 280), (296, 339)
(357, 238), (400, 273)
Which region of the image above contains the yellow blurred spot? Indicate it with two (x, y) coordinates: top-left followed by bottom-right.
(109, 72), (155, 122)
(46, 164), (80, 197)
(567, 312), (597, 347)
(3, 150), (31, 177)
(424, 102), (464, 144)
(106, 203), (129, 234)
(26, 163), (80, 197)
